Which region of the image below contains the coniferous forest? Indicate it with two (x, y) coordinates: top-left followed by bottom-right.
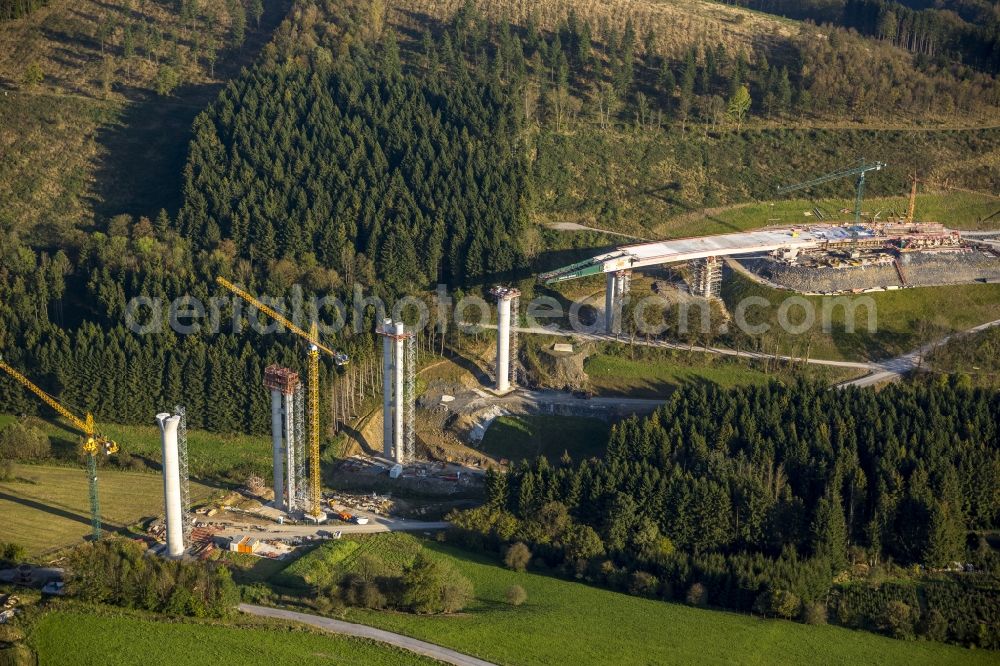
(177, 29), (528, 290)
(451, 379), (1000, 647)
(3, 0), (999, 437)
(0, 2), (532, 433)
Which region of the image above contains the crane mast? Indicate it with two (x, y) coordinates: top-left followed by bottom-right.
(0, 356), (117, 539)
(216, 277), (344, 520)
(777, 160), (887, 225)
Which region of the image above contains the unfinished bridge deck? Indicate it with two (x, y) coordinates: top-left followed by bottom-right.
(541, 224), (957, 284)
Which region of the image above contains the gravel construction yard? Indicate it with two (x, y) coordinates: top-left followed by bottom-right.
(740, 249), (1000, 293)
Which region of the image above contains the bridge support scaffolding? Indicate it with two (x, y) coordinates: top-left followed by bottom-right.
(692, 257), (722, 299)
(378, 320), (416, 464)
(264, 365), (301, 512)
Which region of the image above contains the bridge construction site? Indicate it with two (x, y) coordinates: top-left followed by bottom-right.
(542, 160), (1000, 332)
(3, 160), (998, 561)
(541, 221), (998, 330)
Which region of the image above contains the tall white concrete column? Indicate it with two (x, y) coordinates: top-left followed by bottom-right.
(156, 413), (184, 558)
(496, 296), (512, 392)
(615, 271), (628, 334)
(605, 272), (616, 334)
(269, 390), (284, 510)
(284, 392), (296, 511)
(393, 321), (405, 464)
(382, 318), (394, 459)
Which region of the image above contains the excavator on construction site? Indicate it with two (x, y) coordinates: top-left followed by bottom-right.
(215, 277), (348, 521)
(0, 356), (118, 540)
(777, 159), (887, 226)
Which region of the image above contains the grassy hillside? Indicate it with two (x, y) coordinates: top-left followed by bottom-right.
(0, 0), (288, 237)
(0, 414), (271, 482)
(577, 345), (864, 396)
(534, 127), (1000, 237)
(0, 463), (216, 554)
(397, 0), (801, 60)
(28, 609), (435, 666)
(586, 352), (786, 395)
(926, 324), (1000, 387)
(721, 272), (1000, 361)
(274, 533), (993, 666)
(98, 421), (270, 481)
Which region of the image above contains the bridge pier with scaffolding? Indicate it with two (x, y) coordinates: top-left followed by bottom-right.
(691, 256), (722, 299)
(175, 405), (192, 544)
(264, 365), (303, 512)
(378, 319), (416, 465)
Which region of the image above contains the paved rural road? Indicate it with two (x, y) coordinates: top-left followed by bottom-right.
(482, 317), (1000, 389)
(239, 604), (496, 666)
(840, 318), (1000, 388)
(484, 323), (878, 371)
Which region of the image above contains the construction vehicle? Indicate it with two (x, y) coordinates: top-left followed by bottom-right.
(777, 159), (887, 226)
(216, 277), (348, 521)
(0, 356), (117, 540)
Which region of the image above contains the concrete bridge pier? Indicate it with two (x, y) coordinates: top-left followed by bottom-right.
(605, 270), (631, 334)
(490, 286), (521, 393)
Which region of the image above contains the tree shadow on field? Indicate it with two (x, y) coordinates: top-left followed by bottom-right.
(639, 187), (743, 235)
(88, 0), (292, 224)
(0, 490), (121, 531)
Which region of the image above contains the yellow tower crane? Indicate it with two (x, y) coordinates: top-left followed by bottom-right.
(216, 277), (346, 520)
(0, 356), (118, 540)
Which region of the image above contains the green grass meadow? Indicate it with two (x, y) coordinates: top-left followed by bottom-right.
(304, 534), (992, 666)
(480, 415), (609, 463)
(0, 464), (216, 555)
(24, 526), (995, 665)
(28, 610), (435, 666)
(0, 413), (270, 481)
(581, 350), (862, 398)
(103, 421), (271, 480)
(722, 272), (1000, 362)
(585, 352), (774, 397)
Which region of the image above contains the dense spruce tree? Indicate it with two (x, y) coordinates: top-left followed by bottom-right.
(810, 493), (849, 572)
